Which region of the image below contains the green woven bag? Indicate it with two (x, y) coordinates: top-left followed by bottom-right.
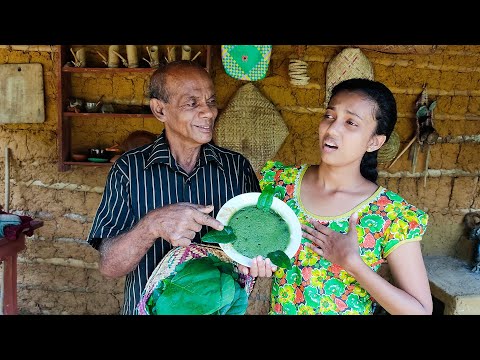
(221, 45), (272, 81)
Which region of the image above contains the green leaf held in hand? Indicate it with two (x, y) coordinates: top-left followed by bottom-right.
(257, 183), (275, 211)
(267, 250), (292, 270)
(201, 225), (236, 243)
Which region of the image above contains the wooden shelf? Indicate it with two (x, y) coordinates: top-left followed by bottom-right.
(63, 112), (155, 118)
(62, 66), (156, 74)
(63, 161), (113, 166)
(56, 45), (213, 172)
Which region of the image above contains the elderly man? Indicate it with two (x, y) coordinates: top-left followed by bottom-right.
(87, 60), (266, 314)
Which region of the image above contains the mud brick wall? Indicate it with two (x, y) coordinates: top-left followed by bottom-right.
(0, 45), (478, 314)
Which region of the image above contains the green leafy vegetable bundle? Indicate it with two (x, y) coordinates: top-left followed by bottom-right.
(145, 255), (249, 315)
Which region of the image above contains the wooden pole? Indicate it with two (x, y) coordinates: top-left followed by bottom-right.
(4, 145), (9, 213)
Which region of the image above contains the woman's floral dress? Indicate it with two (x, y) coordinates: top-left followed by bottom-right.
(260, 161), (429, 315)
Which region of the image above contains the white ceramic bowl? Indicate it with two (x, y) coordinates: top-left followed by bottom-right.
(216, 192), (302, 267)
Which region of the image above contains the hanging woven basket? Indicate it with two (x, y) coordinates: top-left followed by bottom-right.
(378, 130), (400, 164)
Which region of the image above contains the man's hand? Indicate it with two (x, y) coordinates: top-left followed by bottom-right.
(143, 203), (224, 247)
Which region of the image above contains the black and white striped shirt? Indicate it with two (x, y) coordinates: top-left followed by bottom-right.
(87, 130), (260, 315)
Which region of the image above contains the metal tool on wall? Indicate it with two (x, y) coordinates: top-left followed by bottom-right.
(388, 84), (439, 187)
(412, 84), (439, 186)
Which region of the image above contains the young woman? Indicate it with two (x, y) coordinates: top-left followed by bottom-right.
(247, 78), (433, 315)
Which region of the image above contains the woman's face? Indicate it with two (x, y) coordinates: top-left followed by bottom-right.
(319, 90), (385, 166)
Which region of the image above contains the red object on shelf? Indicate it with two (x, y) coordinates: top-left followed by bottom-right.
(0, 219), (43, 315)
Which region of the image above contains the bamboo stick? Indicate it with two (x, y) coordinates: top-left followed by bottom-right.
(181, 45), (192, 60)
(387, 136), (417, 169)
(108, 45), (121, 68)
(112, 50), (128, 68)
(411, 142), (419, 174)
(424, 144), (431, 187)
(126, 45), (138, 68)
(191, 51), (201, 62)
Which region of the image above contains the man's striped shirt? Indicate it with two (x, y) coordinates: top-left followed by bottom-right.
(87, 130), (260, 314)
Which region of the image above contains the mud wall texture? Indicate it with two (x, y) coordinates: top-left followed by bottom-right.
(0, 45), (478, 315)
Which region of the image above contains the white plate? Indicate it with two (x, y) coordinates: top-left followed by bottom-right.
(216, 192), (302, 267)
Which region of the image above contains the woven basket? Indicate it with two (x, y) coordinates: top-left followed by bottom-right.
(324, 48), (374, 106)
(352, 45), (440, 54)
(214, 83), (289, 173)
(378, 130), (400, 163)
(136, 243), (255, 315)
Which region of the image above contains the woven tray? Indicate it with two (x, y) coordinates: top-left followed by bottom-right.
(136, 243), (255, 315)
(325, 47), (374, 106)
(378, 130), (400, 163)
(352, 45), (440, 54)
(213, 83), (289, 173)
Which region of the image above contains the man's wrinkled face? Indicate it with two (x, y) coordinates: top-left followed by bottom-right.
(160, 68), (218, 147)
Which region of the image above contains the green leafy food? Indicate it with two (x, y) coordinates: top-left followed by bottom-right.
(228, 205), (290, 258)
(208, 256), (238, 281)
(154, 260), (222, 315)
(147, 277), (172, 314)
(267, 250), (292, 270)
(218, 272), (236, 309)
(147, 255), (249, 315)
(201, 225), (236, 243)
(257, 184), (275, 211)
(215, 280), (248, 315)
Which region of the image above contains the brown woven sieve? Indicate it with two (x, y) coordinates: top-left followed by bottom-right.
(214, 83), (289, 173)
(324, 48), (374, 106)
(136, 243), (255, 315)
(378, 130), (400, 163)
